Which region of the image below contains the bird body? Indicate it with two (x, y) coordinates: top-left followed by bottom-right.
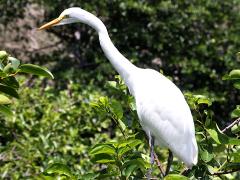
(39, 7), (198, 168)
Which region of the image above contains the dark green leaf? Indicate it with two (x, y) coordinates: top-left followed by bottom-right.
(123, 164), (138, 178)
(0, 76), (19, 89)
(0, 84), (19, 98)
(91, 154), (115, 164)
(19, 64), (54, 79)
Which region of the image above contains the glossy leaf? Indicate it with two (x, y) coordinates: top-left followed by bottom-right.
(0, 76), (19, 89)
(91, 154), (115, 164)
(0, 84), (19, 98)
(90, 144), (116, 155)
(19, 64), (54, 79)
(229, 69), (240, 79)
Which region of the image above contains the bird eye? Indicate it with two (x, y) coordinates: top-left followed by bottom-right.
(64, 14), (70, 19)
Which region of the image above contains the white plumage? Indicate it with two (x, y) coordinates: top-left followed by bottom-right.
(39, 7), (198, 168)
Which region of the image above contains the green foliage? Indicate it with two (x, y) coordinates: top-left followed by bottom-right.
(0, 51), (53, 116)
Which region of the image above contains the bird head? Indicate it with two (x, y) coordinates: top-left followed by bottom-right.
(38, 7), (89, 30)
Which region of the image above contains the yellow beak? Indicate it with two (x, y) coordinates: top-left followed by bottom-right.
(38, 15), (65, 30)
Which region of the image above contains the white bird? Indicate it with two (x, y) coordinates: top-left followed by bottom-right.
(39, 7), (198, 169)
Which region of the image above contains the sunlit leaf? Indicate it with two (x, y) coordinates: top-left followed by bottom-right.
(0, 51), (8, 61)
(231, 107), (240, 118)
(206, 123), (228, 144)
(19, 64), (54, 79)
(164, 174), (189, 180)
(44, 163), (75, 178)
(0, 94), (11, 104)
(229, 69), (240, 79)
(90, 144), (116, 155)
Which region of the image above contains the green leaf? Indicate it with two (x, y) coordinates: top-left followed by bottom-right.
(230, 151), (240, 163)
(8, 57), (20, 70)
(122, 158), (146, 175)
(110, 100), (123, 119)
(0, 84), (19, 98)
(231, 107), (240, 118)
(44, 163), (74, 178)
(228, 138), (240, 145)
(200, 144), (214, 162)
(233, 81), (240, 89)
(3, 63), (12, 73)
(0, 94), (11, 104)
(19, 64), (54, 79)
(164, 174), (189, 180)
(206, 123), (228, 144)
(99, 96), (109, 107)
(81, 173), (99, 180)
(0, 76), (19, 89)
(231, 124), (240, 134)
(91, 154), (115, 164)
(90, 144), (116, 155)
(123, 164), (138, 178)
(0, 51), (8, 61)
(0, 104), (13, 116)
(229, 69), (240, 79)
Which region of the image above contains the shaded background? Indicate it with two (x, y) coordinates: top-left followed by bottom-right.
(0, 0), (240, 178)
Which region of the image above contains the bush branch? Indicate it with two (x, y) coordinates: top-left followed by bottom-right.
(221, 117), (240, 133)
(212, 168), (240, 175)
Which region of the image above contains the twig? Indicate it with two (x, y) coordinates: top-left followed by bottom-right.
(165, 150), (173, 175)
(154, 152), (165, 177)
(221, 117), (240, 133)
(212, 168), (240, 175)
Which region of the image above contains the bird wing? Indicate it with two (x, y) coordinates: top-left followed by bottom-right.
(134, 69), (198, 167)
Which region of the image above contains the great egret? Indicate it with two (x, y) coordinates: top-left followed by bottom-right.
(39, 7), (198, 169)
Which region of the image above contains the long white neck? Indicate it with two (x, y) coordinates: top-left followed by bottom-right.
(78, 9), (138, 87)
